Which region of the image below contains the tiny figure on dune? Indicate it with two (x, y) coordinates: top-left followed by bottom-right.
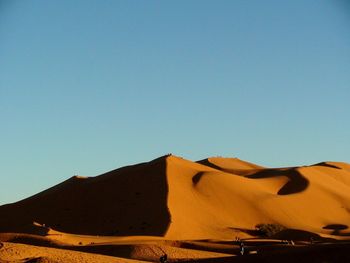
(160, 254), (168, 263)
(310, 237), (314, 244)
(239, 241), (245, 256)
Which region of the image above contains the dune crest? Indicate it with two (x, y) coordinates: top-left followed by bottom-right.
(2, 154), (350, 262)
(1, 155), (350, 241)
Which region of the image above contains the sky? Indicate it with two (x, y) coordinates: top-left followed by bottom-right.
(0, 0), (349, 205)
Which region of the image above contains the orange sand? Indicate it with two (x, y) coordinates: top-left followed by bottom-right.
(1, 155), (350, 262)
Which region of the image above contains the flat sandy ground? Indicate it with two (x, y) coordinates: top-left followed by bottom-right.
(2, 234), (350, 262)
(1, 155), (350, 262)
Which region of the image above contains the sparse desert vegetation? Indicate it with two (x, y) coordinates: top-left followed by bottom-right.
(255, 223), (287, 237)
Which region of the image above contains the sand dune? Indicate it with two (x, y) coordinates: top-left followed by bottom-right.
(1, 155), (350, 262)
(0, 241), (147, 263)
(0, 156), (170, 236)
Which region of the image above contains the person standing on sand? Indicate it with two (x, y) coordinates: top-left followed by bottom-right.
(239, 241), (245, 256)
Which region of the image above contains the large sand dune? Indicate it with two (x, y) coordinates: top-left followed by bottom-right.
(1, 155), (350, 262)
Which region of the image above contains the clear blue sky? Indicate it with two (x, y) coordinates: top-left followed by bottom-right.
(1, 0), (349, 205)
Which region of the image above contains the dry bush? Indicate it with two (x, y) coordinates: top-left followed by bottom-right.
(255, 223), (286, 237)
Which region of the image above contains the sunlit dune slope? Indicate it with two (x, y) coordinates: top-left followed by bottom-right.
(165, 157), (350, 239)
(0, 241), (147, 263)
(1, 155), (350, 240)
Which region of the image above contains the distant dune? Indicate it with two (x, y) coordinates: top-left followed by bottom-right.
(1, 155), (350, 262)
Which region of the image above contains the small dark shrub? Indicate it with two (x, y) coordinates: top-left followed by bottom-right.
(255, 223), (286, 237)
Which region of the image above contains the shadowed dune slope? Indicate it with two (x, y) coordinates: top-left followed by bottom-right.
(1, 155), (350, 240)
(0, 156), (170, 236)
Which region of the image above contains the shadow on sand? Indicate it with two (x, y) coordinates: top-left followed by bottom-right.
(311, 162), (341, 169)
(323, 224), (350, 236)
(247, 168), (309, 195)
(0, 156), (171, 236)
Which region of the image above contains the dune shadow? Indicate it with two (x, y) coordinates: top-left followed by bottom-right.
(230, 227), (334, 242)
(312, 162), (341, 169)
(229, 227), (260, 237)
(247, 168), (309, 195)
(0, 156), (171, 236)
(273, 229), (330, 242)
(197, 159), (223, 170)
(323, 224), (350, 236)
(192, 172), (204, 185)
(196, 159), (253, 176)
(23, 257), (44, 263)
